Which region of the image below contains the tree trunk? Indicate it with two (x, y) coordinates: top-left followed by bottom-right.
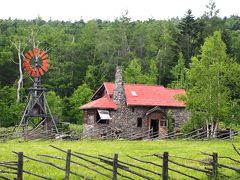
(16, 44), (23, 103)
(206, 119), (209, 138)
(213, 122), (218, 138)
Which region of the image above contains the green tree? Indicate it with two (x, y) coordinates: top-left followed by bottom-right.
(169, 52), (186, 88)
(204, 0), (219, 18)
(167, 110), (175, 132)
(177, 9), (204, 67)
(224, 60), (240, 125)
(186, 31), (234, 137)
(145, 59), (158, 84)
(68, 84), (93, 124)
(0, 86), (24, 127)
(46, 91), (64, 121)
(124, 58), (146, 84)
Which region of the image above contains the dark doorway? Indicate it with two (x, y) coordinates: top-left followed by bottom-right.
(150, 119), (159, 138)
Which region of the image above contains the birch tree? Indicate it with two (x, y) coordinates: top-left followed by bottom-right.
(11, 40), (25, 103)
(12, 30), (40, 103)
(186, 31), (230, 138)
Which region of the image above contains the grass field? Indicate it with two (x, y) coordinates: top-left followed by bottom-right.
(0, 138), (240, 179)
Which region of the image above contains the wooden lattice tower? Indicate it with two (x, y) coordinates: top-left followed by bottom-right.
(15, 48), (58, 138)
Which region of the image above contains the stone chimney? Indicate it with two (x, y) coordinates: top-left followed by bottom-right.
(113, 66), (126, 106)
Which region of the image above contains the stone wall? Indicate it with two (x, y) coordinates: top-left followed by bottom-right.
(83, 66), (189, 138)
(166, 107), (189, 128)
(83, 106), (189, 138)
(110, 106), (149, 133)
(112, 66), (126, 107)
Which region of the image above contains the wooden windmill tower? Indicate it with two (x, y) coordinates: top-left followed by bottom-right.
(14, 48), (58, 138)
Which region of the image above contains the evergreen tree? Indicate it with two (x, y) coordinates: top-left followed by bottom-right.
(177, 9), (204, 67)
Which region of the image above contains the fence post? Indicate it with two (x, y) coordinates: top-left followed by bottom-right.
(65, 149), (71, 180)
(17, 152), (23, 180)
(112, 153), (118, 180)
(162, 152), (168, 180)
(212, 152), (218, 179)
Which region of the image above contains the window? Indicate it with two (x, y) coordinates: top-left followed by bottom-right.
(98, 119), (109, 124)
(132, 107), (135, 112)
(160, 120), (167, 127)
(96, 110), (111, 124)
(137, 118), (142, 127)
(131, 91), (137, 96)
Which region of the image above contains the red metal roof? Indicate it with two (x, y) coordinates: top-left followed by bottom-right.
(80, 96), (117, 110)
(81, 82), (186, 110)
(104, 82), (185, 107)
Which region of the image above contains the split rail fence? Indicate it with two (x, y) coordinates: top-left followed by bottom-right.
(81, 126), (238, 141)
(0, 145), (240, 179)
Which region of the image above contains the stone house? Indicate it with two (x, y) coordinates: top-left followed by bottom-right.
(80, 67), (189, 138)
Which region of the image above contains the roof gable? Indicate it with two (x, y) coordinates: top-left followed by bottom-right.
(80, 96), (117, 110)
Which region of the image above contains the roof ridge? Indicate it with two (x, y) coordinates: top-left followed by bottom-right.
(104, 82), (166, 88)
(164, 88), (186, 91)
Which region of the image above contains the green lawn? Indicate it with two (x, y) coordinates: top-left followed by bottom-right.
(0, 138), (240, 179)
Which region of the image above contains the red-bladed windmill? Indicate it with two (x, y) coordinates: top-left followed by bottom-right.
(15, 48), (58, 138)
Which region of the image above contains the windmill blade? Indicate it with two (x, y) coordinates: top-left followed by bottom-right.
(33, 48), (37, 57)
(35, 69), (40, 77)
(41, 54), (48, 60)
(25, 53), (32, 59)
(42, 59), (49, 63)
(41, 64), (49, 72)
(28, 50), (34, 57)
(24, 58), (30, 62)
(39, 68), (44, 76)
(39, 50), (46, 58)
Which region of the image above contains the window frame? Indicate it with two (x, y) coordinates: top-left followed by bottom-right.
(137, 117), (143, 127)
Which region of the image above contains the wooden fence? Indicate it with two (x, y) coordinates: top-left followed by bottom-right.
(81, 126), (238, 141)
(0, 144), (240, 179)
(0, 125), (238, 142)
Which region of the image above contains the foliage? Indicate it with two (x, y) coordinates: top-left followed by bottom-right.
(69, 123), (83, 135)
(67, 84), (93, 124)
(223, 60), (240, 125)
(169, 52), (186, 88)
(176, 9), (204, 67)
(0, 5), (240, 126)
(166, 110), (175, 132)
(46, 91), (64, 121)
(124, 58), (145, 84)
(181, 111), (206, 133)
(204, 0), (220, 18)
(144, 59), (158, 84)
(185, 31), (239, 135)
(0, 86), (24, 127)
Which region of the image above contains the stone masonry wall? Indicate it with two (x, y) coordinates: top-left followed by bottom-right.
(112, 66), (126, 107)
(83, 66), (189, 137)
(165, 107), (189, 128)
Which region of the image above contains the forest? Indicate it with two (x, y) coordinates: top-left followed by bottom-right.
(0, 1), (239, 131)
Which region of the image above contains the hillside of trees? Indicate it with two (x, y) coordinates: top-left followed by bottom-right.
(0, 2), (239, 130)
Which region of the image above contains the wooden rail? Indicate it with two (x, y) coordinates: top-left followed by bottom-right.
(1, 145), (240, 179)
